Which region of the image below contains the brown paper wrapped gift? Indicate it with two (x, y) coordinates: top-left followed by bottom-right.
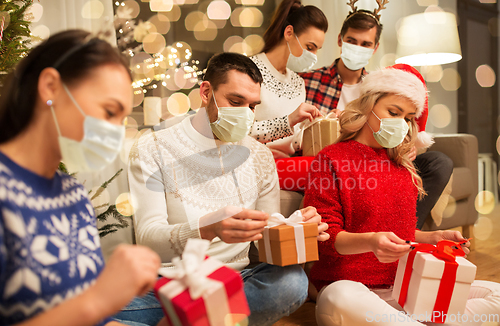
(302, 116), (340, 157)
(258, 211), (319, 267)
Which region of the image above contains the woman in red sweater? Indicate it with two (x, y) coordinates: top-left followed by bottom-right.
(304, 65), (500, 325)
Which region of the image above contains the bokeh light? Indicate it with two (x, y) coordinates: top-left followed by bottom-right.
(150, 0), (173, 12)
(440, 68), (461, 91)
(164, 68), (181, 91)
(230, 7), (244, 27)
(179, 66), (198, 89)
(115, 193), (135, 216)
(31, 25), (50, 40)
(429, 104), (452, 128)
(194, 20), (218, 41)
(473, 216), (493, 241)
(497, 135), (500, 155)
(488, 18), (499, 37)
(479, 0), (497, 3)
(125, 116), (139, 130)
(26, 3), (43, 22)
(131, 52), (155, 87)
(134, 21), (157, 42)
(125, 127), (139, 140)
(81, 0), (104, 19)
(476, 64), (496, 88)
(133, 87), (145, 107)
(143, 96), (162, 125)
(167, 92), (191, 116)
(224, 35), (244, 52)
(442, 196), (457, 219)
(417, 0), (438, 6)
(162, 4), (181, 21)
(244, 34), (264, 55)
(122, 0), (141, 18)
(239, 7), (263, 27)
(174, 68), (187, 89)
(379, 53), (397, 68)
(143, 32), (166, 54)
(475, 190), (496, 215)
(212, 19), (227, 29)
(149, 13), (171, 34)
(207, 0), (231, 20)
(188, 88), (202, 111)
(421, 65), (443, 83)
(235, 0), (264, 4)
(185, 11), (206, 31)
(229, 42), (251, 55)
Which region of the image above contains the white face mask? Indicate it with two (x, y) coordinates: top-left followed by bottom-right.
(51, 84), (125, 173)
(286, 34), (317, 72)
(209, 90), (255, 143)
(340, 41), (375, 71)
(369, 111), (409, 149)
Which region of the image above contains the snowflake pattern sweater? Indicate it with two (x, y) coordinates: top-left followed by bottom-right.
(304, 140), (418, 290)
(0, 151), (109, 325)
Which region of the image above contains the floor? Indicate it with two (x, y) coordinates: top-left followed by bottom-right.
(273, 205), (500, 326)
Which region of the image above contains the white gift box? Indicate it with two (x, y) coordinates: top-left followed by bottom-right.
(392, 250), (476, 325)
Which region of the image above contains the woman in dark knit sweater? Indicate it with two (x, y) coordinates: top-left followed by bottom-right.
(304, 65), (500, 325)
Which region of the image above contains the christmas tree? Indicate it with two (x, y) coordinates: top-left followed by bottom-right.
(0, 0), (32, 77)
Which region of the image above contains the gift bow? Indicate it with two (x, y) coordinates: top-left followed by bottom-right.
(301, 112), (337, 130)
(158, 239), (230, 326)
(264, 210), (307, 264)
(398, 240), (467, 324)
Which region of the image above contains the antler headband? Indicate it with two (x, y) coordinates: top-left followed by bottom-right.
(345, 0), (389, 25)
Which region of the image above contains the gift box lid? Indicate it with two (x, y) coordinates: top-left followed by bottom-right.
(266, 223), (318, 241)
(412, 252), (476, 283)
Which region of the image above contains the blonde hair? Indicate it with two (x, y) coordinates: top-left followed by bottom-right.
(337, 92), (426, 198)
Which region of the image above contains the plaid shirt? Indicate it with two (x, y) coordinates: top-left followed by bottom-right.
(299, 58), (367, 116)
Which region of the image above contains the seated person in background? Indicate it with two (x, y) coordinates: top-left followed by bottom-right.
(304, 65), (500, 326)
(248, 0), (327, 191)
(248, 0), (326, 159)
(127, 52), (329, 326)
(300, 2), (453, 229)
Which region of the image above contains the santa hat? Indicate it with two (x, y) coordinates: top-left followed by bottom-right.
(361, 64), (434, 148)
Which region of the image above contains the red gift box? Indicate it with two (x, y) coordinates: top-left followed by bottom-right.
(154, 240), (249, 326)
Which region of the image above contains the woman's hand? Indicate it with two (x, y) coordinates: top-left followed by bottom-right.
(87, 244), (161, 318)
(369, 232), (411, 263)
(288, 103), (322, 128)
(422, 230), (471, 256)
(300, 206), (329, 241)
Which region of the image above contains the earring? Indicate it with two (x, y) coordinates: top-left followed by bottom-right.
(46, 100), (53, 106)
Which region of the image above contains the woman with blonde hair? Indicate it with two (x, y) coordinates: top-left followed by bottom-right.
(304, 64), (500, 325)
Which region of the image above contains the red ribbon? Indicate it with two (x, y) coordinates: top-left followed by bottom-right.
(398, 240), (466, 323)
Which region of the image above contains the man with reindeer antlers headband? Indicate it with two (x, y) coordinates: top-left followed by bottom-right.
(300, 0), (454, 232)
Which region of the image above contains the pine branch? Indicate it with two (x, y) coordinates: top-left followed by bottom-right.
(90, 168), (123, 200)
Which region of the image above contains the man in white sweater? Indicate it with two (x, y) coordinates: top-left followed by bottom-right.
(127, 52), (327, 326)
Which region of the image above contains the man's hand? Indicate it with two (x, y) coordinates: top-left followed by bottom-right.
(300, 206), (329, 241)
(200, 208), (269, 243)
(288, 103), (322, 128)
(369, 232), (411, 263)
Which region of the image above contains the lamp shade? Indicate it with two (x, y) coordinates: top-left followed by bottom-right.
(396, 11), (462, 66)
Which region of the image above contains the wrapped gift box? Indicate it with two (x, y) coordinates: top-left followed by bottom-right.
(258, 222), (318, 266)
(302, 117), (340, 157)
(258, 211), (318, 266)
(155, 239), (250, 326)
(392, 242), (476, 325)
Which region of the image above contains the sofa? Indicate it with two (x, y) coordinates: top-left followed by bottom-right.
(280, 133), (479, 246)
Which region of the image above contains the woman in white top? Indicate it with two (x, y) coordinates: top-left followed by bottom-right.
(249, 0), (327, 160)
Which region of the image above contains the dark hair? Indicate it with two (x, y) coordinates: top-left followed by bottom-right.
(203, 52), (263, 90)
(0, 29), (131, 144)
(340, 10), (383, 44)
(262, 0), (328, 53)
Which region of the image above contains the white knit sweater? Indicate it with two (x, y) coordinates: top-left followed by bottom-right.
(128, 109), (280, 270)
(249, 52), (306, 158)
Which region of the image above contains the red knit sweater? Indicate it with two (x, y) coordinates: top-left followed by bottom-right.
(304, 140), (418, 290)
